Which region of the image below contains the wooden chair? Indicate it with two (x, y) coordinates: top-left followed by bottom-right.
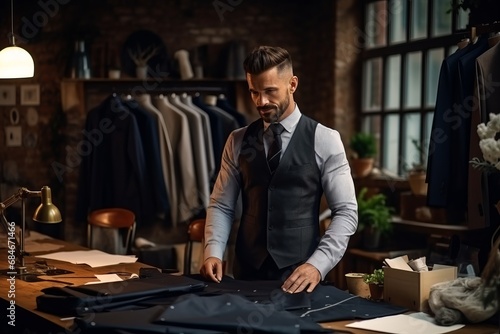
(87, 208), (136, 255)
(184, 218), (205, 275)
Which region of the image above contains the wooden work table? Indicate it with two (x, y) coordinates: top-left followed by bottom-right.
(0, 232), (497, 333)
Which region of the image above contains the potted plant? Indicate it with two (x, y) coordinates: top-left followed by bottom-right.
(363, 268), (384, 300)
(357, 187), (394, 250)
(350, 132), (377, 178)
(406, 139), (428, 196)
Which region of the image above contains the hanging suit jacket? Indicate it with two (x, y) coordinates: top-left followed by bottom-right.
(123, 98), (170, 221)
(76, 95), (155, 225)
(181, 94), (217, 181)
(217, 96), (247, 127)
(136, 94), (177, 224)
(427, 45), (471, 209)
(468, 38), (500, 230)
(237, 116), (322, 270)
(169, 94), (211, 209)
(154, 95), (200, 223)
(193, 95), (225, 171)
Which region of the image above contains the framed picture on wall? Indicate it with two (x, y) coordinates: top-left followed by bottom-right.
(20, 84), (40, 106)
(0, 85), (16, 106)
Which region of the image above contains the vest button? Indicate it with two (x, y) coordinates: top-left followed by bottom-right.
(269, 185), (275, 190)
(269, 206), (273, 211)
(268, 225), (273, 230)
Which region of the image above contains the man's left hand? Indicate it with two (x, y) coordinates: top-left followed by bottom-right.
(281, 263), (321, 293)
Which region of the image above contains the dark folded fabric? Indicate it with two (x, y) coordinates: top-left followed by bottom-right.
(289, 284), (408, 323)
(72, 305), (226, 334)
(36, 274), (206, 317)
(154, 293), (332, 334)
(66, 274), (407, 333)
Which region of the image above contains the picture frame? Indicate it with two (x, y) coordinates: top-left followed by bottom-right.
(20, 84), (40, 106)
(0, 85), (16, 106)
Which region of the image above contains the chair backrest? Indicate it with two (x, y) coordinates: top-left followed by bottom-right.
(183, 218), (205, 275)
(87, 208), (136, 255)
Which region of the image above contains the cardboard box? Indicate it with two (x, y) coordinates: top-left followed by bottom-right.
(384, 265), (457, 311)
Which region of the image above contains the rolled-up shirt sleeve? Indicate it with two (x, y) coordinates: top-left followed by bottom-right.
(306, 125), (358, 279)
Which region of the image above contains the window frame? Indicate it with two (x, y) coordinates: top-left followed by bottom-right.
(360, 0), (468, 175)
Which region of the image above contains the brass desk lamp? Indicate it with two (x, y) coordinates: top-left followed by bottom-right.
(0, 186), (61, 275)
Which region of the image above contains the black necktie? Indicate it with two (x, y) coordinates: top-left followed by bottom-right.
(267, 123), (285, 174)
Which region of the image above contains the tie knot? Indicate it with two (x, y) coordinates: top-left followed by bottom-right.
(269, 123), (284, 136)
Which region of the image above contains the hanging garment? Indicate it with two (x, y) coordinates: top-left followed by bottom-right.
(153, 95), (201, 223)
(136, 93), (177, 225)
(180, 94), (216, 181)
(76, 95), (157, 226)
(169, 94), (211, 209)
(216, 94), (247, 128)
(192, 95), (226, 171)
(123, 97), (170, 221)
(427, 45), (471, 210)
(468, 39), (500, 227)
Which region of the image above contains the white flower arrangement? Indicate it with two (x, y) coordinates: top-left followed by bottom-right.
(470, 113), (500, 173)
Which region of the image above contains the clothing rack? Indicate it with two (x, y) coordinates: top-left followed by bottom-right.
(88, 83), (228, 96)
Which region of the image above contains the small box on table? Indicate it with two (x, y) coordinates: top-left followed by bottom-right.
(384, 265), (457, 311)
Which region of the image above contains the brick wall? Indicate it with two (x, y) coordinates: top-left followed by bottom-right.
(0, 0), (362, 244)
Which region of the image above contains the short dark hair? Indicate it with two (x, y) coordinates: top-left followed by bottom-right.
(243, 46), (292, 75)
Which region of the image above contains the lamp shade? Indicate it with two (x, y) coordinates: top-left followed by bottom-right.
(33, 186), (62, 223)
(0, 45), (34, 79)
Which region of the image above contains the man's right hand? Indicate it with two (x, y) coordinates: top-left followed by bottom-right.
(200, 257), (223, 283)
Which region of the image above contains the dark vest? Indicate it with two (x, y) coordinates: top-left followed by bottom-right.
(237, 115), (322, 270)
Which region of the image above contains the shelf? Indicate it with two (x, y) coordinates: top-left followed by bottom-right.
(392, 216), (474, 236)
(61, 78), (253, 116)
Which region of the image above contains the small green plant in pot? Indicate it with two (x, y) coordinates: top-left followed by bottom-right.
(350, 132), (377, 178)
(357, 187), (394, 250)
(363, 268), (384, 285)
(363, 269), (384, 300)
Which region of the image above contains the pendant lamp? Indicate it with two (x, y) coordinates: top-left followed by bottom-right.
(0, 0), (34, 79)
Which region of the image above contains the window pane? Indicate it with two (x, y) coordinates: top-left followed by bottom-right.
(389, 0), (407, 44)
(404, 51), (422, 109)
(365, 1), (387, 48)
(425, 48), (445, 108)
(362, 58), (383, 111)
(362, 115), (382, 162)
(402, 113), (422, 173)
(384, 55), (401, 110)
(432, 0), (452, 37)
(411, 0), (427, 40)
(383, 114), (400, 175)
(456, 8), (469, 30)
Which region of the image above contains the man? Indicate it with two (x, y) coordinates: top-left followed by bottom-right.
(200, 46), (358, 294)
